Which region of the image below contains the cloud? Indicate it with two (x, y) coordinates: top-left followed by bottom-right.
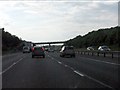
(0, 12), (12, 28)
(0, 1), (118, 42)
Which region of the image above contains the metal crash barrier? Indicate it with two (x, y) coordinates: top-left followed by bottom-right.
(75, 50), (120, 58)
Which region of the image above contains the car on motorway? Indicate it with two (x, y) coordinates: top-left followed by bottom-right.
(48, 49), (54, 52)
(44, 48), (48, 51)
(87, 47), (94, 51)
(47, 47), (54, 52)
(23, 46), (30, 53)
(98, 46), (111, 51)
(60, 46), (75, 57)
(32, 46), (45, 58)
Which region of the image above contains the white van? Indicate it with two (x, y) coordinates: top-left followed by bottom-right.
(23, 46), (30, 53)
(60, 46), (75, 57)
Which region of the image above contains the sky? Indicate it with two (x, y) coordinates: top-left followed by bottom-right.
(0, 0), (118, 43)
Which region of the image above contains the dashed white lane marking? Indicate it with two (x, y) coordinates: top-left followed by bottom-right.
(48, 54), (84, 77)
(70, 67), (75, 71)
(84, 74), (113, 89)
(48, 54), (113, 89)
(80, 57), (120, 66)
(51, 57), (54, 60)
(0, 58), (24, 75)
(64, 65), (74, 71)
(57, 61), (62, 64)
(64, 64), (68, 67)
(48, 55), (84, 76)
(73, 70), (84, 77)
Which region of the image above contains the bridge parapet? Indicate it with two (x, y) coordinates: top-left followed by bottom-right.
(33, 41), (66, 45)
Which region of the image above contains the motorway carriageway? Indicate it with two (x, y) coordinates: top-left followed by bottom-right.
(1, 51), (119, 89)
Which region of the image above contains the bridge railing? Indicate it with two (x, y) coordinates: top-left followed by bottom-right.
(75, 50), (120, 58)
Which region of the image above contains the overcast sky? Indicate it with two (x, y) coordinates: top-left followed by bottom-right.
(0, 0), (118, 43)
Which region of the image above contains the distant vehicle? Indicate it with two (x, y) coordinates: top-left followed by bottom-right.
(23, 46), (30, 53)
(98, 46), (111, 51)
(87, 47), (94, 51)
(44, 48), (48, 51)
(48, 48), (54, 52)
(60, 46), (75, 57)
(32, 46), (45, 58)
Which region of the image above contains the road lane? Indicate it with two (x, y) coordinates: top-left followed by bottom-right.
(79, 57), (119, 65)
(2, 52), (108, 88)
(1, 57), (24, 75)
(2, 52), (28, 71)
(75, 53), (119, 64)
(48, 52), (119, 88)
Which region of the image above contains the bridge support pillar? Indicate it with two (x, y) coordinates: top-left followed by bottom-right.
(49, 44), (51, 47)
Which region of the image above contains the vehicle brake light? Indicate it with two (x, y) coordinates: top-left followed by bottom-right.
(32, 48), (34, 51)
(42, 47), (44, 51)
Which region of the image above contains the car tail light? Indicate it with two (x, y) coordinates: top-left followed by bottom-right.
(32, 48), (34, 51)
(42, 47), (44, 51)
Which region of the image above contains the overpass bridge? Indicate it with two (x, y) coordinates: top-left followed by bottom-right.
(32, 41), (67, 50)
(33, 41), (66, 46)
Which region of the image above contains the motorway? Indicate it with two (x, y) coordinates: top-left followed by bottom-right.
(1, 51), (120, 89)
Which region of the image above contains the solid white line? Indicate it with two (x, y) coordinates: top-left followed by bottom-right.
(80, 57), (120, 66)
(15, 58), (23, 64)
(1, 63), (16, 75)
(0, 58), (24, 75)
(74, 70), (84, 77)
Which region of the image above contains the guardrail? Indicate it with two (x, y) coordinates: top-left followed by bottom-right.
(75, 50), (120, 58)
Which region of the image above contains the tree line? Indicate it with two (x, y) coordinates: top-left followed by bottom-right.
(65, 26), (120, 50)
(2, 28), (23, 52)
(1, 26), (120, 52)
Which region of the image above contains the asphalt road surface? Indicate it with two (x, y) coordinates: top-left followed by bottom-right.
(1, 51), (120, 89)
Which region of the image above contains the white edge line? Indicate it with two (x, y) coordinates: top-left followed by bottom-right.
(15, 58), (23, 64)
(1, 63), (15, 74)
(0, 58), (24, 75)
(80, 57), (120, 66)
